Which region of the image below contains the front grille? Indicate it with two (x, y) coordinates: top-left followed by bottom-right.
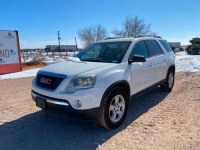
(36, 73), (64, 90)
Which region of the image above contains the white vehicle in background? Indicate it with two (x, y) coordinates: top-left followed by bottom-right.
(31, 36), (175, 129)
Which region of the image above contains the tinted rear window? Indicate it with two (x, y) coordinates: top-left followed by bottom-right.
(159, 40), (172, 52)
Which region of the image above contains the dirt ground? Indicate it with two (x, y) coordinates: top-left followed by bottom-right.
(0, 72), (200, 150)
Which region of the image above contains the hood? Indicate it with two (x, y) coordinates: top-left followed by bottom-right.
(39, 61), (113, 77)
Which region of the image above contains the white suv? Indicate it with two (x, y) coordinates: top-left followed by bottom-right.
(31, 36), (175, 129)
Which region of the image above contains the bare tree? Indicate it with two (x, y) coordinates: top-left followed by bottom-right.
(112, 16), (156, 37)
(77, 25), (108, 46)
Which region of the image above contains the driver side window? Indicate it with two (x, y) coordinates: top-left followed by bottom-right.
(130, 41), (149, 58)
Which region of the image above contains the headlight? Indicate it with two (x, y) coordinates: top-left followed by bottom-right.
(65, 74), (97, 93)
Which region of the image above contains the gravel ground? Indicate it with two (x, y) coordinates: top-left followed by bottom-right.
(0, 72), (200, 150)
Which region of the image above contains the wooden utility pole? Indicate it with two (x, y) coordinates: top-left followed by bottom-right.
(75, 37), (78, 55)
(57, 31), (61, 53)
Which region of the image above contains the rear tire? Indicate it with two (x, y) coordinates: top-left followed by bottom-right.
(98, 87), (129, 129)
(160, 69), (175, 92)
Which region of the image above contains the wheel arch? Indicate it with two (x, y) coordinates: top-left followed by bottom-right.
(163, 64), (175, 82)
(100, 80), (130, 108)
(160, 64), (175, 92)
(168, 64), (175, 73)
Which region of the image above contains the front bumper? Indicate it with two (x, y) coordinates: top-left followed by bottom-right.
(32, 90), (70, 106)
(31, 90), (100, 119)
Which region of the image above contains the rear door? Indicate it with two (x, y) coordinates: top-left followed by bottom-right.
(145, 40), (167, 83)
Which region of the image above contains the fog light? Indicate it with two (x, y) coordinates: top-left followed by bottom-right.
(77, 100), (82, 107)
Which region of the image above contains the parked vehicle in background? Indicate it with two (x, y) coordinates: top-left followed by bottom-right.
(31, 36), (175, 129)
(186, 37), (200, 55)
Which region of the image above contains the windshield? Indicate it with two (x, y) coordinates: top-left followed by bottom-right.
(75, 41), (131, 63)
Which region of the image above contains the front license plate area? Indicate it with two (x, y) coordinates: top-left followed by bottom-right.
(36, 97), (46, 109)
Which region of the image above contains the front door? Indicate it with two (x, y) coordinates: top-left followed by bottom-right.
(129, 41), (154, 94)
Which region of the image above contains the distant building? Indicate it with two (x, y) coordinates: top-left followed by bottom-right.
(45, 45), (77, 52)
(168, 42), (181, 48)
(181, 45), (188, 51)
(168, 42), (181, 52)
(20, 48), (45, 52)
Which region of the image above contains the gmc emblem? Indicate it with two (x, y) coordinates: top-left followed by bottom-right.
(40, 78), (52, 85)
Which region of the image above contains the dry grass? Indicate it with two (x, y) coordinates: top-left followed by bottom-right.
(21, 63), (46, 70)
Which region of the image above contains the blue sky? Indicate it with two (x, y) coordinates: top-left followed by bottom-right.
(0, 0), (199, 48)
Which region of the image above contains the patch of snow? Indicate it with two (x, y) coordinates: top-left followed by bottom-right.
(45, 56), (66, 65)
(21, 57), (33, 63)
(175, 51), (200, 72)
(0, 68), (41, 80)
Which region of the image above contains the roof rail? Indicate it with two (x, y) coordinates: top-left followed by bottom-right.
(134, 35), (161, 38)
(103, 37), (125, 40)
(103, 35), (161, 40)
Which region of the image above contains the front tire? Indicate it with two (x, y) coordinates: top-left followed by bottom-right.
(161, 69), (175, 92)
(98, 87), (129, 129)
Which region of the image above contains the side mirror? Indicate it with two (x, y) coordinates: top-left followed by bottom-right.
(128, 54), (146, 64)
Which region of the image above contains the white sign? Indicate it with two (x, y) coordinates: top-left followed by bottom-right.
(0, 30), (19, 64)
(0, 30), (21, 74)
